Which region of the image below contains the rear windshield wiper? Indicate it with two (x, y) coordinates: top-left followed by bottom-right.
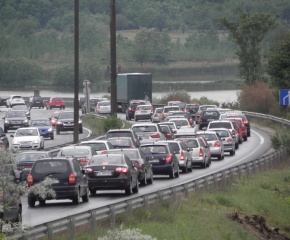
(46, 172), (62, 176)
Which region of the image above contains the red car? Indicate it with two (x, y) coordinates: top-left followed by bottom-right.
(46, 97), (65, 110)
(226, 119), (243, 145)
(50, 111), (60, 129)
(225, 117), (247, 141)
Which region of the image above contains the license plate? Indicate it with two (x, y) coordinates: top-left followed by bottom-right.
(142, 136), (149, 139)
(52, 180), (60, 184)
(21, 145), (30, 148)
(65, 124), (73, 126)
(207, 119), (214, 121)
(56, 105), (60, 106)
(141, 111), (147, 113)
(150, 159), (160, 162)
(36, 102), (40, 103)
(96, 171), (112, 176)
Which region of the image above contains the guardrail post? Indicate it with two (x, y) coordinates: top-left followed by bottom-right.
(238, 166), (242, 179)
(222, 171), (227, 188)
(184, 184), (189, 199)
(246, 164), (250, 177)
(252, 161), (257, 175)
(277, 150), (281, 164)
(158, 191), (163, 203)
(230, 168), (234, 184)
(70, 217), (76, 239)
(110, 206), (115, 229)
(91, 210), (97, 233)
(259, 159), (263, 173)
(127, 200), (133, 220)
(269, 154), (273, 169)
(47, 223), (53, 240)
(214, 174), (218, 192)
(172, 188), (177, 202)
(143, 196), (149, 211)
(205, 177), (209, 194)
(265, 157), (269, 171)
(195, 180), (199, 197)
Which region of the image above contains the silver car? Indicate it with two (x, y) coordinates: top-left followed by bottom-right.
(158, 140), (192, 173)
(161, 106), (181, 120)
(131, 123), (166, 144)
(134, 104), (153, 121)
(95, 101), (111, 114)
(79, 140), (114, 154)
(151, 108), (163, 123)
(207, 128), (235, 156)
(196, 131), (224, 160)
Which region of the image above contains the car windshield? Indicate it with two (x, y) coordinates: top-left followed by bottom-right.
(31, 120), (51, 126)
(6, 111), (26, 118)
(180, 139), (198, 148)
(60, 148), (89, 157)
(203, 111), (218, 117)
(168, 142), (180, 154)
(58, 112), (74, 119)
(16, 129), (38, 137)
(155, 108), (162, 113)
(52, 98), (63, 101)
(89, 156), (124, 165)
(197, 134), (217, 141)
(137, 106), (151, 110)
(107, 132), (132, 138)
(209, 122), (231, 129)
(170, 119), (188, 126)
(33, 97), (43, 101)
(99, 101), (110, 106)
(15, 153), (48, 162)
(34, 160), (69, 174)
(164, 107), (179, 113)
(107, 138), (132, 147)
(140, 146), (168, 154)
(108, 150), (139, 159)
(80, 143), (107, 151)
(12, 105), (28, 110)
(132, 126), (157, 132)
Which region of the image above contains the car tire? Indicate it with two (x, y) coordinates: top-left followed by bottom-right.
(207, 158), (211, 167)
(28, 196), (36, 207)
(169, 167), (175, 179)
(50, 106), (52, 110)
(135, 117), (138, 122)
(72, 189), (80, 205)
(140, 172), (147, 186)
(174, 168), (180, 178)
(3, 127), (7, 133)
(132, 179), (139, 193)
(218, 154), (222, 160)
(56, 129), (60, 135)
(247, 131), (251, 137)
(16, 210), (22, 223)
(39, 199), (46, 205)
(230, 149), (235, 156)
(79, 128), (83, 134)
(201, 160), (206, 168)
(90, 189), (96, 195)
(63, 106), (65, 110)
(125, 180), (132, 195)
(51, 135), (54, 140)
(243, 135), (248, 141)
(147, 173), (154, 184)
(239, 138), (243, 144)
(235, 142), (239, 150)
(82, 187), (89, 202)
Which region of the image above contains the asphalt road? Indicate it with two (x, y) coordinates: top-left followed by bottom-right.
(15, 111), (272, 227)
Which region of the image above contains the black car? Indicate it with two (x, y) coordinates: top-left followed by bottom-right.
(140, 143), (179, 179)
(14, 151), (53, 181)
(27, 157), (89, 206)
(0, 96), (9, 107)
(106, 129), (141, 147)
(106, 137), (137, 149)
(199, 110), (220, 130)
(84, 154), (139, 195)
(106, 149), (154, 186)
(125, 100), (148, 120)
(0, 127), (9, 150)
(159, 125), (175, 140)
(27, 96), (44, 109)
(12, 105), (30, 119)
(2, 110), (29, 133)
(56, 111), (83, 135)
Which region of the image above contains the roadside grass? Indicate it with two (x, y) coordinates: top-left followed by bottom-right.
(52, 160), (290, 240)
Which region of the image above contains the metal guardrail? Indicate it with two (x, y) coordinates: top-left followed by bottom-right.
(9, 111), (289, 240)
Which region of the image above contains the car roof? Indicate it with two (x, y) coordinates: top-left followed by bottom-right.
(60, 146), (93, 150)
(207, 128), (231, 132)
(17, 127), (38, 130)
(31, 118), (50, 121)
(107, 137), (132, 140)
(80, 140), (108, 144)
(131, 123), (158, 126)
(16, 151), (49, 155)
(33, 157), (74, 162)
(196, 131), (218, 135)
(140, 143), (169, 147)
(108, 129), (133, 132)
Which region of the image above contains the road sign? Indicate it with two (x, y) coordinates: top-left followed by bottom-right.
(279, 90), (290, 106)
(83, 79), (90, 87)
(83, 87), (91, 95)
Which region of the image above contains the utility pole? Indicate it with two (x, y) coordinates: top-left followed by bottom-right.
(110, 0), (117, 116)
(74, 0), (79, 143)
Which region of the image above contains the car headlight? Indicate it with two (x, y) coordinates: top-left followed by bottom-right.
(33, 140), (40, 144)
(57, 121), (63, 124)
(4, 120), (9, 123)
(23, 120), (28, 123)
(48, 128), (53, 131)
(13, 140), (18, 144)
(79, 120), (82, 124)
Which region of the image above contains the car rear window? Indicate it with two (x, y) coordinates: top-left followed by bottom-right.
(107, 138), (132, 147)
(12, 96), (21, 99)
(132, 126), (157, 132)
(89, 156), (124, 165)
(107, 132), (132, 138)
(107, 150), (139, 159)
(33, 97), (43, 101)
(137, 106), (151, 110)
(33, 160), (69, 174)
(170, 119), (188, 126)
(156, 109), (162, 113)
(168, 142), (180, 154)
(175, 134), (196, 138)
(180, 139), (198, 148)
(60, 148), (90, 157)
(164, 107), (180, 113)
(52, 98), (63, 101)
(208, 122), (231, 129)
(202, 111), (219, 117)
(15, 153), (48, 162)
(140, 146), (168, 154)
(197, 134), (217, 141)
(80, 143), (107, 151)
(98, 101), (110, 106)
(186, 105), (199, 111)
(131, 102), (146, 109)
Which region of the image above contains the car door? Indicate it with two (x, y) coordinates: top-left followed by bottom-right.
(72, 159), (87, 196)
(180, 142), (191, 166)
(124, 156), (137, 186)
(140, 150), (152, 177)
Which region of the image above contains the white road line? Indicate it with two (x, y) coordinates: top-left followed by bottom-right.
(84, 127), (92, 137)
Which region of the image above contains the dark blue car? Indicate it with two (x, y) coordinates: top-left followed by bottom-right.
(30, 118), (54, 140)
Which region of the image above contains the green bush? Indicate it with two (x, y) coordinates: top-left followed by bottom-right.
(103, 116), (122, 132)
(271, 127), (290, 152)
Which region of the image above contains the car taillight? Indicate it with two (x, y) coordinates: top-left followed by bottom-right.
(190, 118), (193, 124)
(115, 167), (129, 173)
(43, 101), (45, 104)
(214, 141), (220, 147)
(200, 117), (203, 122)
(97, 106), (100, 109)
(69, 173), (75, 184)
(185, 109), (189, 112)
(84, 167), (93, 173)
(232, 130), (235, 136)
(78, 159), (89, 163)
(165, 155), (172, 162)
(154, 114), (158, 117)
(180, 151), (185, 161)
(130, 146), (134, 149)
(101, 151), (107, 154)
(129, 107), (133, 111)
(227, 138), (233, 142)
(198, 112), (201, 115)
(32, 101), (34, 104)
(166, 133), (171, 138)
(27, 174), (33, 185)
(151, 133), (160, 138)
(134, 140), (137, 144)
(199, 148), (203, 157)
(135, 111), (138, 113)
(244, 121), (248, 124)
(162, 113), (164, 116)
(133, 161), (142, 168)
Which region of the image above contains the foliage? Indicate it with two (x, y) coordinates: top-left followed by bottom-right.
(159, 90), (191, 104)
(266, 29), (290, 89)
(237, 82), (280, 114)
(103, 116), (122, 132)
(271, 127), (290, 152)
(219, 7), (279, 84)
(98, 225), (157, 240)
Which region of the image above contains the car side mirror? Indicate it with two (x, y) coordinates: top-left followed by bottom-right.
(49, 118), (51, 120)
(10, 135), (14, 138)
(205, 145), (208, 148)
(187, 148), (190, 152)
(27, 116), (30, 120)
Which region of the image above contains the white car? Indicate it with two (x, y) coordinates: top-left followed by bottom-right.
(151, 108), (163, 123)
(11, 127), (44, 150)
(6, 95), (26, 108)
(95, 101), (111, 114)
(79, 140), (114, 154)
(168, 118), (192, 130)
(131, 123), (166, 144)
(134, 104), (153, 121)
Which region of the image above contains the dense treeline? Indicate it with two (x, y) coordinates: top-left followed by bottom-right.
(0, 0), (289, 86)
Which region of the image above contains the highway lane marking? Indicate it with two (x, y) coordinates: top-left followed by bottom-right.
(178, 129), (265, 184)
(84, 127), (92, 137)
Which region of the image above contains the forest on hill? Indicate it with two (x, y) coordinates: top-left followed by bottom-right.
(0, 0), (289, 86)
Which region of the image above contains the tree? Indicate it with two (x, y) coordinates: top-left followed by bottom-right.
(219, 7), (279, 85)
(266, 29), (290, 89)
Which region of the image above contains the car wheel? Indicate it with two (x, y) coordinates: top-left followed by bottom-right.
(169, 166), (175, 179)
(140, 172), (147, 186)
(247, 131), (251, 137)
(174, 167), (180, 178)
(201, 160), (206, 168)
(135, 117), (138, 122)
(125, 180), (132, 195)
(207, 158), (211, 167)
(230, 150), (235, 156)
(63, 106), (65, 110)
(28, 196), (36, 207)
(132, 179), (139, 193)
(39, 107), (41, 109)
(147, 172), (154, 184)
(16, 210), (22, 223)
(72, 189), (80, 205)
(6, 104), (8, 108)
(41, 142), (44, 149)
(46, 106), (48, 110)
(90, 189), (96, 195)
(243, 135), (248, 141)
(235, 142), (239, 150)
(50, 106), (52, 110)
(3, 127), (7, 133)
(51, 135), (54, 140)
(182, 162), (189, 173)
(79, 128), (83, 134)
(218, 154), (222, 160)
(56, 129), (60, 135)
(39, 199), (46, 205)
(82, 187), (89, 202)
